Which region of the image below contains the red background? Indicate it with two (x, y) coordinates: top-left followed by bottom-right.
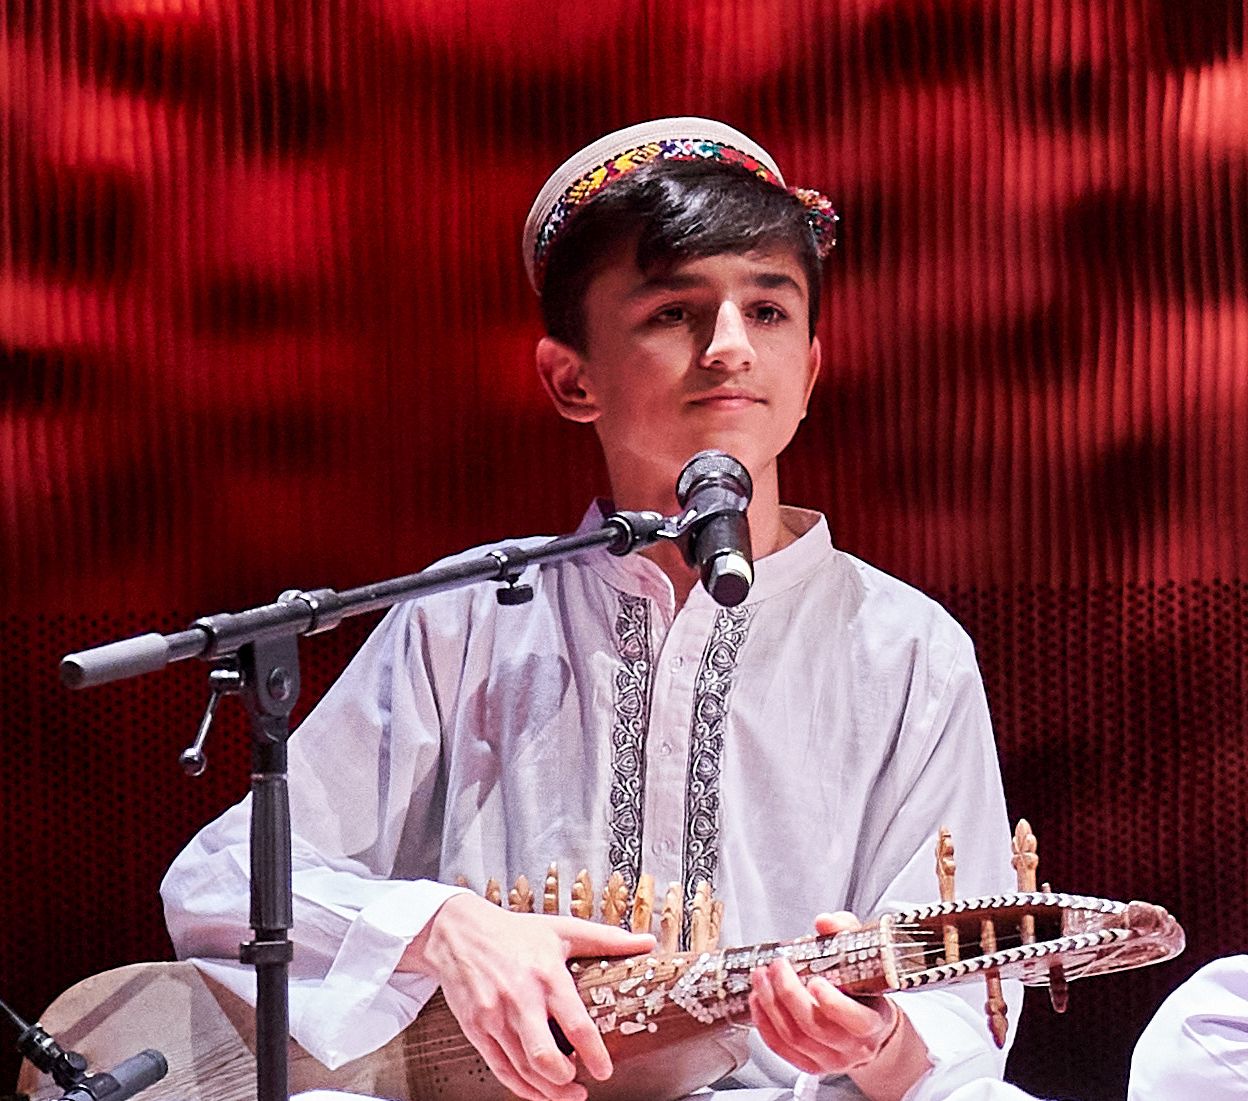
(2, 2), (1246, 1098)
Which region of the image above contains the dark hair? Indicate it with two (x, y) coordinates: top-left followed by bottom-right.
(540, 159), (825, 352)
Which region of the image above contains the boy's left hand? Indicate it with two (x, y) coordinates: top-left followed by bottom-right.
(750, 911), (929, 1100)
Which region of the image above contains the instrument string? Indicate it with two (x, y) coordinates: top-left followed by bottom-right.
(394, 920), (1078, 1073)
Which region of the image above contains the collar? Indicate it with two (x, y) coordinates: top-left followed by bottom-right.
(571, 499), (834, 609)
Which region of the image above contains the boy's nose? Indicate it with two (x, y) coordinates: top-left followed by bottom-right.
(700, 301), (755, 373)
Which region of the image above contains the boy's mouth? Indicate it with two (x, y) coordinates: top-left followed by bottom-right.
(689, 389), (765, 408)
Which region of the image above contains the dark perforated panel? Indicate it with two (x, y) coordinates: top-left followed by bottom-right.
(939, 582), (1248, 1098)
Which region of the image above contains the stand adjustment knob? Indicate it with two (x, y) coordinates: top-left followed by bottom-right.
(496, 583), (534, 605)
(180, 665), (244, 776)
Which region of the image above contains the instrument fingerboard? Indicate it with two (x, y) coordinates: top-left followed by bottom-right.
(568, 927), (895, 1034)
(571, 953), (699, 1037)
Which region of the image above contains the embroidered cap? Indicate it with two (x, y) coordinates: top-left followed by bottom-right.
(522, 116), (838, 293)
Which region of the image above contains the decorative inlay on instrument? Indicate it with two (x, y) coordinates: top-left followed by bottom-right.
(18, 822), (1185, 1101)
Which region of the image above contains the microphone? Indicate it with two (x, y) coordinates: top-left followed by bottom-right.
(56, 1050), (168, 1101)
(675, 451), (754, 607)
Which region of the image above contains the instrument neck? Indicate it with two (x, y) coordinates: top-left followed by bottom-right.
(572, 923), (895, 1037)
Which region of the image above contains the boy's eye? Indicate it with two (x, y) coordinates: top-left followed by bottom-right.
(752, 304), (787, 324)
(653, 305), (687, 324)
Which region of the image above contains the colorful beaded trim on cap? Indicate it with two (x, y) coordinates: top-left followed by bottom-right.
(532, 137), (836, 290)
(792, 187), (840, 255)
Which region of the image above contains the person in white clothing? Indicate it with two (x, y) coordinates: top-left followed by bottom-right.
(1127, 954), (1248, 1099)
(163, 117), (1020, 1101)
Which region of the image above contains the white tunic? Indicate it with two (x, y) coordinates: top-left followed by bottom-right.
(161, 506), (1020, 1100)
(1128, 955), (1248, 1100)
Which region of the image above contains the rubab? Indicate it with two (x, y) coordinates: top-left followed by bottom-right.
(18, 822), (1184, 1101)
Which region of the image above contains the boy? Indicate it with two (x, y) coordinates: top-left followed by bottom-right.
(163, 118), (1017, 1101)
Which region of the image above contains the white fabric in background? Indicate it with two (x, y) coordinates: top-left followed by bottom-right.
(1128, 954), (1248, 1100)
(928, 1084), (1044, 1101)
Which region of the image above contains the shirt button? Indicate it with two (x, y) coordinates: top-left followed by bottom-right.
(658, 742), (674, 756)
(651, 839), (673, 855)
(670, 655), (684, 671)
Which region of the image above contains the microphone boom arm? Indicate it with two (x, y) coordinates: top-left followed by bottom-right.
(53, 454), (752, 1101)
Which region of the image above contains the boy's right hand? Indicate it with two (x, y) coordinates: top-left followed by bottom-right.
(399, 892), (656, 1101)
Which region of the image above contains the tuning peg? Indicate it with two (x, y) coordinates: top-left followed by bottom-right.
(543, 862), (560, 914)
(709, 898), (724, 950)
(1012, 820), (1039, 889)
(484, 878), (503, 907)
(1040, 880), (1069, 1012)
(979, 916), (1009, 1048)
(572, 869), (594, 920)
(690, 881), (713, 952)
(1048, 964), (1070, 1012)
(660, 882), (682, 953)
(631, 873), (655, 935)
(984, 969), (1009, 1047)
(1012, 820), (1039, 944)
(601, 871), (628, 926)
(936, 825), (957, 899)
(935, 826), (960, 964)
(509, 874), (535, 913)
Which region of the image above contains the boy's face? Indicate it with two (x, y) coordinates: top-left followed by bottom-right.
(539, 243), (821, 501)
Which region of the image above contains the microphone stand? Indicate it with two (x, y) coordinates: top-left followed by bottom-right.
(3, 994), (87, 1092)
(58, 507), (691, 1101)
(3, 994), (167, 1101)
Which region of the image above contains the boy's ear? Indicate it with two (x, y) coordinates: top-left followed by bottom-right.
(536, 336), (600, 423)
(802, 336), (823, 413)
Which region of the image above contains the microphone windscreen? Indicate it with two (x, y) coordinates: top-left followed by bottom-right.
(676, 450), (753, 506)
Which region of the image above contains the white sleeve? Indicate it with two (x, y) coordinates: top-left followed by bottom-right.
(838, 631), (1023, 1101)
(160, 603), (468, 1069)
(907, 1084), (1042, 1101)
(1127, 955), (1248, 1101)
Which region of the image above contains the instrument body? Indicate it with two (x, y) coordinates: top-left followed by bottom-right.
(17, 892), (1183, 1101)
